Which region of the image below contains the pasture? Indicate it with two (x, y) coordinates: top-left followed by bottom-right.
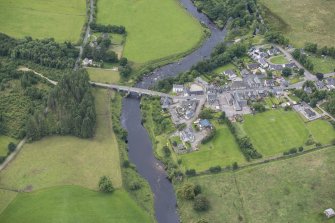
(269, 55), (288, 64)
(178, 147), (335, 223)
(97, 0), (204, 64)
(0, 186), (153, 223)
(0, 190), (17, 215)
(0, 0), (86, 42)
(242, 110), (309, 156)
(260, 0), (335, 47)
(87, 68), (120, 84)
(306, 120), (335, 145)
(0, 136), (17, 157)
(0, 89), (122, 191)
(179, 124), (245, 172)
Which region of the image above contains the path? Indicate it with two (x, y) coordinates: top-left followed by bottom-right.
(0, 137), (27, 172)
(18, 67), (58, 85)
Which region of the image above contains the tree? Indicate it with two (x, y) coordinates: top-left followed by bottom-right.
(185, 169), (196, 176)
(119, 57), (128, 66)
(316, 73), (324, 80)
(193, 195), (210, 212)
(98, 176), (114, 193)
(232, 162), (239, 170)
(178, 183), (196, 200)
(282, 67), (292, 77)
(7, 142), (16, 153)
(298, 68), (305, 76)
(162, 146), (171, 157)
(304, 42), (318, 53)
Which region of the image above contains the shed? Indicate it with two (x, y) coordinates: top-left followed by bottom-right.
(199, 119), (212, 129)
(324, 208), (335, 218)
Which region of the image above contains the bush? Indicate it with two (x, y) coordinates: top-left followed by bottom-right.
(98, 176), (114, 193)
(193, 195), (210, 212)
(232, 162), (239, 170)
(298, 146), (304, 152)
(289, 148), (297, 154)
(129, 181), (141, 191)
(185, 169), (196, 177)
(178, 183), (196, 200)
(209, 165), (222, 173)
(123, 160), (130, 168)
(0, 156), (6, 164)
(7, 142), (16, 153)
(194, 184), (202, 196)
(162, 146), (171, 157)
(283, 151), (289, 156)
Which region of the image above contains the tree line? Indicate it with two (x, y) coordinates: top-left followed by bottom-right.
(83, 36), (118, 63)
(304, 42), (335, 59)
(90, 23), (126, 34)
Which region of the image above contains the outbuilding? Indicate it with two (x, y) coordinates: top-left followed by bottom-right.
(324, 208), (335, 219)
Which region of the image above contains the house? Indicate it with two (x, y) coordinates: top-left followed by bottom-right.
(281, 79), (289, 87)
(180, 128), (195, 143)
(172, 84), (184, 93)
(241, 69), (250, 77)
(199, 119), (212, 129)
(189, 84), (204, 95)
(225, 93), (234, 106)
(259, 52), (268, 58)
(304, 108), (316, 119)
(245, 75), (262, 88)
(316, 81), (325, 89)
(247, 63), (260, 70)
(231, 79), (247, 90)
(326, 78), (335, 89)
(195, 77), (209, 88)
(224, 70), (237, 80)
(82, 58), (93, 66)
(258, 58), (268, 68)
(304, 86), (313, 94)
(285, 62), (297, 69)
(264, 79), (275, 87)
(269, 64), (284, 71)
(161, 97), (172, 110)
(207, 92), (217, 104)
(324, 208), (335, 219)
(267, 48), (279, 56)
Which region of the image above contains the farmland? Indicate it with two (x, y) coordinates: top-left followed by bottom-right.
(178, 147), (335, 223)
(0, 0), (86, 43)
(306, 120), (335, 145)
(97, 0), (204, 64)
(260, 0), (335, 47)
(0, 186), (153, 223)
(87, 68), (120, 84)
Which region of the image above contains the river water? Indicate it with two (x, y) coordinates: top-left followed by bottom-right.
(121, 0), (227, 222)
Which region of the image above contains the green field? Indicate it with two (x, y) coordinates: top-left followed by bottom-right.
(260, 0), (335, 47)
(242, 110), (309, 156)
(0, 136), (17, 157)
(178, 147), (335, 223)
(308, 55), (335, 74)
(0, 186), (152, 223)
(180, 123), (245, 172)
(97, 0), (204, 64)
(0, 89), (122, 191)
(269, 55), (288, 64)
(307, 120), (335, 145)
(213, 63), (238, 75)
(87, 68), (120, 84)
(0, 0), (86, 42)
(0, 190), (17, 215)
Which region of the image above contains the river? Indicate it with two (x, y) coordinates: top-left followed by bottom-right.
(121, 0), (227, 222)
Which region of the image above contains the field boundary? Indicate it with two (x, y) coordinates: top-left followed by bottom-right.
(0, 137), (27, 172)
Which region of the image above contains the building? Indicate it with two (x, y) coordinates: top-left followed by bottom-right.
(224, 70), (237, 80)
(269, 64), (284, 71)
(199, 119), (212, 129)
(82, 58), (93, 66)
(247, 63), (260, 70)
(231, 79), (247, 90)
(241, 69), (250, 77)
(180, 128), (195, 143)
(324, 208), (335, 219)
(258, 58), (268, 68)
(264, 79), (275, 87)
(316, 81), (325, 89)
(207, 92), (217, 104)
(304, 108), (316, 119)
(172, 84), (184, 93)
(195, 77), (209, 87)
(326, 78), (335, 89)
(161, 97), (172, 110)
(284, 62), (297, 69)
(189, 84), (204, 95)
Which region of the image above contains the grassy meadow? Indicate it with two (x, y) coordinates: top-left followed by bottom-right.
(260, 0), (335, 47)
(97, 0), (204, 64)
(0, 89), (122, 191)
(178, 147), (335, 223)
(0, 136), (17, 157)
(0, 0), (86, 42)
(180, 123), (245, 172)
(0, 186), (153, 223)
(87, 68), (120, 84)
(0, 190), (17, 215)
(306, 120), (335, 145)
(242, 110), (309, 156)
(308, 55), (335, 74)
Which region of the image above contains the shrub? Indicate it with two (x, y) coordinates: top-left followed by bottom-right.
(315, 142), (322, 147)
(194, 184), (202, 196)
(298, 146), (304, 152)
(162, 146), (171, 157)
(289, 148), (297, 154)
(185, 169), (196, 177)
(0, 156), (6, 164)
(232, 162), (239, 170)
(209, 165), (222, 173)
(123, 160), (130, 168)
(196, 219), (209, 223)
(193, 195), (210, 212)
(178, 183), (196, 200)
(98, 176), (114, 193)
(7, 142), (16, 153)
(129, 181), (141, 191)
(283, 151), (289, 156)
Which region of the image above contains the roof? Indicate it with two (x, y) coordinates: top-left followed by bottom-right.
(247, 63), (260, 70)
(304, 108), (316, 117)
(224, 70), (236, 76)
(189, 84), (204, 92)
(173, 84), (184, 89)
(285, 62), (297, 68)
(324, 208), (335, 218)
(199, 119), (211, 127)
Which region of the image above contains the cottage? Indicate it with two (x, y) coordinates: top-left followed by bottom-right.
(207, 92), (217, 104)
(247, 63), (260, 70)
(224, 70), (237, 80)
(316, 81), (325, 89)
(199, 119), (212, 129)
(180, 128), (195, 143)
(172, 84), (184, 93)
(284, 62), (297, 69)
(267, 48), (279, 56)
(258, 58), (268, 68)
(241, 69), (250, 77)
(189, 84), (204, 95)
(326, 78), (335, 89)
(324, 208), (335, 219)
(195, 77), (209, 87)
(304, 108), (316, 119)
(161, 97), (172, 110)
(269, 64), (284, 71)
(231, 80), (247, 90)
(264, 79), (275, 87)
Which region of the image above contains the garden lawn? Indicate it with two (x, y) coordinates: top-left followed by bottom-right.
(307, 120), (335, 145)
(87, 68), (120, 84)
(0, 0), (86, 42)
(308, 55), (335, 74)
(260, 0), (335, 47)
(242, 110), (309, 156)
(0, 186), (153, 223)
(178, 147), (335, 223)
(0, 89), (122, 191)
(179, 124), (245, 172)
(269, 55), (288, 64)
(214, 63), (238, 74)
(0, 136), (17, 157)
(97, 0), (204, 64)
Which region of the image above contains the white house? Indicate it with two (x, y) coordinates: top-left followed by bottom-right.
(172, 84), (184, 93)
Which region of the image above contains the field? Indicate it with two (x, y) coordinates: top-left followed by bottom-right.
(308, 55), (335, 74)
(179, 123), (245, 172)
(0, 89), (122, 191)
(0, 0), (86, 42)
(97, 0), (204, 64)
(0, 186), (152, 223)
(269, 55), (288, 64)
(178, 147), (335, 223)
(242, 110), (309, 156)
(0, 190), (17, 215)
(306, 120), (335, 145)
(260, 0), (335, 47)
(0, 136), (17, 157)
(213, 63), (238, 74)
(87, 68), (120, 84)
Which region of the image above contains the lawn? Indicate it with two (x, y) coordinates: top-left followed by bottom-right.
(0, 186), (153, 223)
(0, 89), (122, 191)
(269, 55), (288, 64)
(0, 0), (86, 42)
(178, 147), (335, 223)
(213, 63), (238, 75)
(308, 55), (335, 74)
(260, 0), (335, 47)
(242, 110), (309, 156)
(97, 0), (204, 64)
(307, 120), (335, 145)
(0, 190), (17, 215)
(87, 68), (120, 84)
(179, 123), (245, 172)
(0, 136), (17, 157)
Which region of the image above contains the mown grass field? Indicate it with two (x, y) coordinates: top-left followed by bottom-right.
(87, 68), (120, 84)
(97, 0), (204, 64)
(308, 55), (335, 74)
(0, 190), (17, 215)
(0, 136), (17, 157)
(0, 89), (122, 191)
(260, 0), (335, 47)
(269, 55), (288, 64)
(178, 147), (335, 223)
(0, 0), (86, 42)
(180, 123), (245, 172)
(306, 120), (335, 145)
(0, 186), (153, 223)
(242, 110), (309, 156)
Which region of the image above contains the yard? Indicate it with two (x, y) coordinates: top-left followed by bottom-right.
(0, 186), (153, 223)
(178, 147), (335, 223)
(0, 0), (86, 42)
(0, 89), (122, 191)
(213, 63), (238, 75)
(179, 123), (245, 172)
(242, 110), (309, 156)
(87, 68), (120, 84)
(308, 55), (335, 74)
(269, 55), (288, 64)
(260, 0), (335, 47)
(97, 0), (204, 64)
(0, 136), (17, 157)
